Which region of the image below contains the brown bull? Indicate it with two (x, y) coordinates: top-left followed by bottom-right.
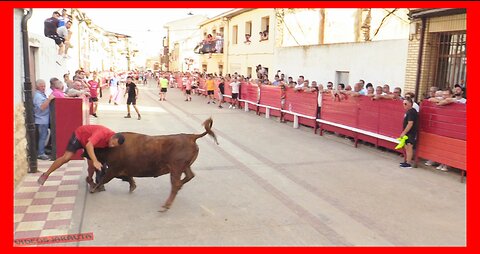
(92, 118), (218, 212)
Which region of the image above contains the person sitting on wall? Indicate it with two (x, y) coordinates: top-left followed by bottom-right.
(44, 11), (65, 56)
(57, 20), (72, 58)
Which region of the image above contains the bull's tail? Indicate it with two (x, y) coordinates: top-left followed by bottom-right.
(195, 117), (219, 145)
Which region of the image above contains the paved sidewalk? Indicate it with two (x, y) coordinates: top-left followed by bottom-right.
(14, 160), (85, 244)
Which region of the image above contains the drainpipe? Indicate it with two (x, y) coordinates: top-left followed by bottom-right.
(21, 8), (37, 173)
(414, 17), (426, 103)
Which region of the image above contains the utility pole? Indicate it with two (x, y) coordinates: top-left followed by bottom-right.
(126, 37), (131, 71)
(163, 36), (169, 71)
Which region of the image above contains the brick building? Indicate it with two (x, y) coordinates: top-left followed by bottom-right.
(404, 8), (466, 100)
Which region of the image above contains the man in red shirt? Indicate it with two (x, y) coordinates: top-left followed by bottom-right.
(37, 125), (125, 192)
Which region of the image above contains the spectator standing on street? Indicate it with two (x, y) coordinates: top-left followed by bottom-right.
(50, 78), (65, 98)
(218, 77), (225, 108)
(184, 77), (192, 102)
(229, 77), (241, 109)
(33, 79), (55, 160)
(399, 97), (418, 169)
(206, 75), (216, 104)
(109, 75), (119, 105)
(159, 75), (168, 101)
(124, 76), (141, 120)
(87, 73), (100, 117)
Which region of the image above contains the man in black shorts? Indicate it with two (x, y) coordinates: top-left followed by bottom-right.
(37, 125), (125, 192)
(399, 97), (418, 169)
(44, 11), (65, 55)
(124, 76), (141, 120)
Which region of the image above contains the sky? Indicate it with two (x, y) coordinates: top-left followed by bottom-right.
(83, 8), (233, 57)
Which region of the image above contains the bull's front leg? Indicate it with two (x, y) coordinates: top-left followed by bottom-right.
(91, 168), (116, 193)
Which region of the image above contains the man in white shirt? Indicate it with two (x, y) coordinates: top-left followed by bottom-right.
(229, 77), (241, 109)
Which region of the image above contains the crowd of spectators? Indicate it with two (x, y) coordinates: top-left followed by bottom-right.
(169, 67), (466, 173)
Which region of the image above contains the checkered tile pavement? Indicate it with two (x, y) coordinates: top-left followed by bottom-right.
(14, 160), (85, 240)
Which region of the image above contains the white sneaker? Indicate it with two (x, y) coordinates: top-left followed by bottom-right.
(440, 165), (449, 172)
(229, 105), (233, 109)
(436, 164), (443, 170)
(232, 106), (236, 109)
(425, 160), (433, 166)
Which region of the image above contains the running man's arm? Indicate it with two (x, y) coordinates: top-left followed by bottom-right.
(85, 142), (102, 170)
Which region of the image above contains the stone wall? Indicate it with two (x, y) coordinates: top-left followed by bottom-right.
(14, 104), (28, 188)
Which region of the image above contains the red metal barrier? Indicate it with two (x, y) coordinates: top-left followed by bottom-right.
(282, 89), (317, 128)
(415, 101), (466, 177)
(223, 81), (233, 104)
(319, 95), (404, 151)
(258, 85), (282, 117)
(50, 97), (90, 160)
(418, 101), (466, 140)
(239, 82), (259, 111)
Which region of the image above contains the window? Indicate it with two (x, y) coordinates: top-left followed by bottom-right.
(261, 16), (270, 32)
(232, 25), (238, 44)
(335, 71), (349, 87)
(218, 64), (223, 76)
(245, 21), (252, 36)
(247, 67), (252, 78)
(260, 16), (270, 41)
(433, 32), (466, 89)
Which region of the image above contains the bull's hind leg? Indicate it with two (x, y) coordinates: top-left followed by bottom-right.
(181, 166), (195, 185)
(159, 170), (182, 212)
(127, 177), (136, 193)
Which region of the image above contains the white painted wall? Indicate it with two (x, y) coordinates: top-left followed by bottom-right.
(274, 39), (408, 91)
(199, 18), (227, 74)
(281, 8), (410, 46)
(228, 9), (276, 78)
(14, 9), (24, 106)
(25, 8), (68, 94)
(165, 15), (207, 72)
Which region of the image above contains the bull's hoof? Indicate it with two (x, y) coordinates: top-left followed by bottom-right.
(129, 184), (137, 193)
(158, 206), (170, 213)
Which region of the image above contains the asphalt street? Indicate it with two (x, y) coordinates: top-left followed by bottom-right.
(67, 80), (465, 246)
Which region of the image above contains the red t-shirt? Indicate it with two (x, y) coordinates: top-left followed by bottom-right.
(74, 125), (115, 148)
(88, 80), (99, 98)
